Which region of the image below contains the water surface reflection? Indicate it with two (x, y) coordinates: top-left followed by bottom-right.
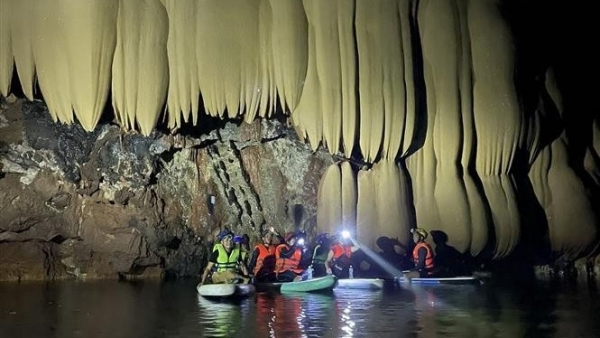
(0, 278), (599, 338)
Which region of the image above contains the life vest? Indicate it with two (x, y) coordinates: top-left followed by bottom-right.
(413, 242), (434, 271)
(332, 243), (352, 259)
(213, 243), (241, 272)
(274, 244), (303, 274)
(253, 243), (277, 276)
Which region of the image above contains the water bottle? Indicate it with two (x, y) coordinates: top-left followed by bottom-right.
(349, 265), (354, 279)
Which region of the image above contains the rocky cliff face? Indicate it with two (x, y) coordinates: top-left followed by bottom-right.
(0, 97), (333, 281)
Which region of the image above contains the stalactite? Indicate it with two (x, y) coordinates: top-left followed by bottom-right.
(63, 0), (118, 132)
(255, 0), (276, 121)
(0, 0), (12, 97)
(457, 0), (488, 256)
(294, 0), (356, 156)
(415, 0), (473, 253)
(268, 0), (307, 113)
(163, 0), (200, 128)
(469, 0), (521, 258)
(32, 0), (74, 123)
(10, 0), (35, 100)
(398, 0), (417, 157)
(111, 0), (168, 136)
(195, 0), (263, 122)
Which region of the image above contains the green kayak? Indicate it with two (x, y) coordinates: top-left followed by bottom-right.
(256, 275), (336, 293)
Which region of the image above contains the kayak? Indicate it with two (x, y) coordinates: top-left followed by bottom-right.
(335, 278), (385, 290)
(255, 275), (336, 293)
(196, 283), (256, 298)
(394, 276), (482, 285)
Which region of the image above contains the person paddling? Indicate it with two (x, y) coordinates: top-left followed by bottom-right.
(200, 229), (250, 285)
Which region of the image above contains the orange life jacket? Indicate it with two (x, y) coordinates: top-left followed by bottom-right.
(413, 242), (434, 271)
(274, 244), (303, 274)
(331, 243), (352, 260)
(253, 243), (277, 276)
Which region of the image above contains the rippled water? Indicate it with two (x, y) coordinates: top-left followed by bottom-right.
(1, 277), (599, 338)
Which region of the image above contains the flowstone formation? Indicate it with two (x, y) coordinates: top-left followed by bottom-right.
(0, 0), (598, 279)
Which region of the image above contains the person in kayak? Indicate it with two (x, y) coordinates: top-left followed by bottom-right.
(325, 230), (360, 278)
(200, 229), (250, 285)
(402, 228), (435, 283)
(247, 227), (285, 283)
(274, 231), (306, 282)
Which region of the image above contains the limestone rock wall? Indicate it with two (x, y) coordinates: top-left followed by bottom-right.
(0, 98), (332, 281)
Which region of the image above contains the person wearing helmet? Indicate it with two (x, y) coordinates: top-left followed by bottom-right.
(233, 234), (252, 266)
(273, 231), (306, 282)
(247, 227), (285, 283)
(402, 228), (435, 283)
(200, 229), (250, 285)
(325, 230), (360, 278)
(310, 233), (333, 277)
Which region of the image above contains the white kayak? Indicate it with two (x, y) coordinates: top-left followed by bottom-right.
(335, 278), (385, 290)
(394, 276), (481, 285)
(196, 283), (256, 298)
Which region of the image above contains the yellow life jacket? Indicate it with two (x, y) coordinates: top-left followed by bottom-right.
(213, 243), (241, 272)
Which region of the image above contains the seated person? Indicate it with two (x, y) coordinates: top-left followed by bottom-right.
(325, 231), (360, 279)
(402, 228), (434, 283)
(247, 227), (284, 283)
(200, 229), (249, 285)
(311, 233), (333, 277)
(274, 231), (306, 282)
(430, 230), (471, 277)
(234, 234), (252, 266)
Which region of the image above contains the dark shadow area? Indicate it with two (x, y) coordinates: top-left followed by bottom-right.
(430, 230), (472, 276)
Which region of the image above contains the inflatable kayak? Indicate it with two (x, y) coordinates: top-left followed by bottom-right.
(335, 278), (385, 290)
(255, 275), (336, 293)
(196, 283), (256, 298)
(394, 276), (481, 285)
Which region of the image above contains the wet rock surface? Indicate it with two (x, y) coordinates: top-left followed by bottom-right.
(0, 97), (333, 281)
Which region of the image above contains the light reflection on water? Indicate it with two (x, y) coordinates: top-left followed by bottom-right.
(0, 278), (599, 338)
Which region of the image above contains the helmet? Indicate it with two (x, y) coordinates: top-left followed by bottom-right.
(233, 235), (243, 243)
(410, 228), (428, 240)
(316, 233), (330, 244)
(217, 229), (234, 241)
(284, 232), (296, 242)
(295, 230), (306, 239)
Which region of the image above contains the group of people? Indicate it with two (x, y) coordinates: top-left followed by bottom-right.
(200, 227), (361, 285)
(200, 225), (470, 285)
